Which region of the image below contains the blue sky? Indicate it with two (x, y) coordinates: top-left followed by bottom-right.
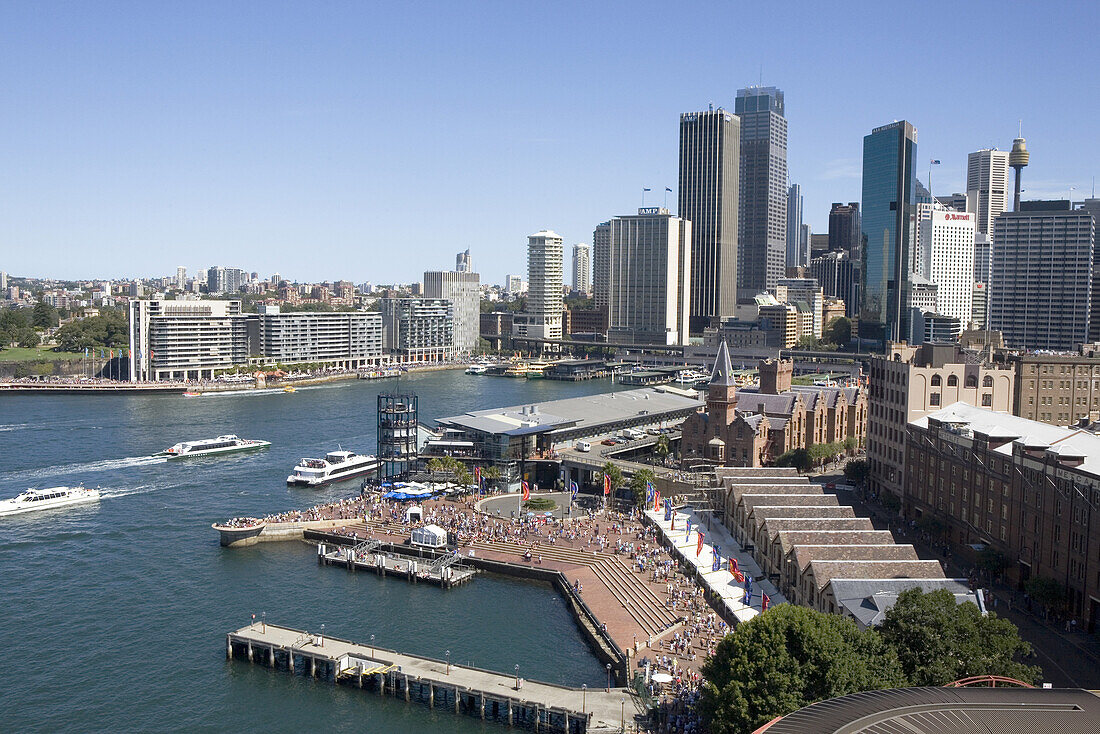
(1, 1), (1096, 286)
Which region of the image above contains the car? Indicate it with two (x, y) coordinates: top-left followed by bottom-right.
(601, 439), (616, 446)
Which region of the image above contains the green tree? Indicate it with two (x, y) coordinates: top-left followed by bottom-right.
(32, 301), (59, 328)
(843, 458), (869, 485)
(976, 546), (1009, 579)
(600, 461), (624, 493)
(1025, 576), (1066, 613)
(878, 587), (1039, 686)
(823, 316), (852, 346)
(774, 448), (812, 473)
(698, 604), (906, 733)
(654, 434), (671, 462)
(17, 327), (40, 348)
(629, 468), (656, 507)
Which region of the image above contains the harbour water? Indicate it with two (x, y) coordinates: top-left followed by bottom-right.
(0, 372), (628, 733)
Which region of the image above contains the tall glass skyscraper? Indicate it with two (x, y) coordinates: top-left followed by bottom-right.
(735, 86), (788, 294)
(860, 121), (917, 347)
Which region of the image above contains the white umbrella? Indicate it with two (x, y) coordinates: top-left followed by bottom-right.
(651, 673), (674, 684)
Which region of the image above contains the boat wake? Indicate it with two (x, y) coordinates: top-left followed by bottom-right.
(99, 482), (169, 499)
(0, 423), (29, 432)
(0, 455), (168, 482)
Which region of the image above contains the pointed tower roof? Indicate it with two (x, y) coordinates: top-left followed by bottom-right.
(711, 341), (736, 387)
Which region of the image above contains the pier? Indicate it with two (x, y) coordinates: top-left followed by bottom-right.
(226, 622), (639, 732)
(317, 541), (476, 588)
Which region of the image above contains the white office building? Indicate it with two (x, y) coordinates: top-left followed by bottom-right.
(776, 277), (824, 337)
(604, 208), (691, 345)
(423, 270), (480, 354)
(256, 306), (383, 368)
(379, 297), (454, 362)
(923, 209), (975, 333)
(966, 148), (1010, 236)
(513, 230), (563, 341)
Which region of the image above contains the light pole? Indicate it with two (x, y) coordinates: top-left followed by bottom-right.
(262, 611), (266, 633)
(370, 634), (375, 657)
(581, 683), (587, 714)
(515, 664), (520, 689)
(320, 624), (325, 647)
(606, 663), (612, 692)
(620, 697), (625, 732)
(446, 650), (451, 675)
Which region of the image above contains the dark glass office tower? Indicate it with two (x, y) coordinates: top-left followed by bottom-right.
(859, 121), (917, 348)
(679, 109), (740, 333)
(735, 86), (788, 294)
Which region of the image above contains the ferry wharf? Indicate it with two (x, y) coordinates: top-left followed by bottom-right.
(316, 540), (476, 588)
(226, 622), (639, 733)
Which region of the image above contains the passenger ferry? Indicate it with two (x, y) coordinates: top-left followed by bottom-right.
(287, 450), (381, 487)
(0, 486), (101, 517)
(465, 363), (490, 374)
(160, 435), (271, 459)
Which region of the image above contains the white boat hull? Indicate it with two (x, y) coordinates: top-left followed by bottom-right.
(0, 490), (101, 517)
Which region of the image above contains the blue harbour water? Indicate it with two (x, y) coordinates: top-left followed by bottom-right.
(0, 372), (626, 733)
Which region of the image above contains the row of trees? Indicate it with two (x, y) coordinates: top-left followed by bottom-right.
(774, 438), (857, 473)
(794, 316), (853, 351)
(54, 309), (129, 352)
(699, 588), (1039, 733)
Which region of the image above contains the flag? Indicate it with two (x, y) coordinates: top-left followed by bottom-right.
(712, 546), (721, 572)
(744, 575), (753, 606)
(762, 593), (771, 612)
(643, 187), (651, 192)
(664, 498), (672, 522)
(930, 158), (941, 165)
(696, 531), (704, 557)
(645, 480), (654, 505)
(728, 557), (738, 575)
(734, 570), (744, 583)
(653, 490), (661, 511)
(570, 480), (578, 500)
(474, 466), (482, 485)
(84, 347), (88, 356)
(603, 473), (611, 495)
(686, 520), (692, 538)
(522, 481), (530, 501)
(665, 187), (673, 192)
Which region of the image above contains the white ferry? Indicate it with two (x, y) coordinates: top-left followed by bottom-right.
(160, 435), (271, 460)
(287, 450), (381, 487)
(465, 364), (489, 375)
(0, 486), (101, 517)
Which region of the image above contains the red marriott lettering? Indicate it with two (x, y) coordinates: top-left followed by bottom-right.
(945, 213), (971, 221)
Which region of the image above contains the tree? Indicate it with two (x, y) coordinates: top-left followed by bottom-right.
(17, 328), (40, 348)
(976, 546), (1009, 579)
(655, 434), (671, 462)
(600, 461), (624, 493)
(698, 604), (906, 733)
(844, 458), (868, 485)
(774, 448), (812, 473)
(823, 316), (852, 347)
(1025, 576), (1066, 613)
(878, 587), (1039, 686)
(629, 468), (656, 507)
(32, 301), (59, 328)
(916, 514), (946, 541)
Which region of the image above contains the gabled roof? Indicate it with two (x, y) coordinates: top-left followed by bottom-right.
(710, 340), (737, 387)
(827, 577), (982, 629)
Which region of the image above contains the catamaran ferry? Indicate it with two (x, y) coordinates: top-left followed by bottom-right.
(287, 450), (381, 486)
(0, 486), (101, 517)
(160, 435), (271, 459)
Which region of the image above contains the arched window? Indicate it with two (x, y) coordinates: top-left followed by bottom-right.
(983, 375), (993, 387)
(947, 375), (959, 387)
(965, 375), (977, 388)
(931, 375), (942, 386)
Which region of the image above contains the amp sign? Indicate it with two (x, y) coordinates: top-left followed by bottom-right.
(638, 207), (661, 215)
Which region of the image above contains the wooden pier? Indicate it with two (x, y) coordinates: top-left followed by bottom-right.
(226, 623), (639, 732)
(317, 541), (476, 588)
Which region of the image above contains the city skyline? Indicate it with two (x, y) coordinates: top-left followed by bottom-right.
(2, 2), (1098, 285)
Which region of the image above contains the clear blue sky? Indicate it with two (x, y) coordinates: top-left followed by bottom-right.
(2, 1), (1096, 286)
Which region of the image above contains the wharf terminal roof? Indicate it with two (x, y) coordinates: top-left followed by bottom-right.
(435, 387), (702, 439)
(756, 686), (1100, 734)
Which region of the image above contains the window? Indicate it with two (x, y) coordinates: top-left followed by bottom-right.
(931, 375), (942, 387)
(966, 375), (978, 388)
(947, 375), (958, 387)
(930, 392), (941, 406)
(983, 375), (994, 387)
(982, 393), (992, 407)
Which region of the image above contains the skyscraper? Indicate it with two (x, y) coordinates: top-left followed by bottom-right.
(991, 203), (1095, 351)
(175, 267), (186, 291)
(786, 183), (805, 268)
(922, 208), (975, 332)
(828, 203), (861, 255)
(424, 270), (480, 354)
(860, 121), (918, 347)
(455, 249), (473, 273)
(592, 222), (611, 310)
(571, 243), (591, 294)
(604, 208), (692, 345)
(736, 86), (788, 294)
(678, 108), (740, 332)
(966, 149), (1010, 236)
(512, 230), (563, 341)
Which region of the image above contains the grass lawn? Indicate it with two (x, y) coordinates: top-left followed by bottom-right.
(0, 347), (92, 362)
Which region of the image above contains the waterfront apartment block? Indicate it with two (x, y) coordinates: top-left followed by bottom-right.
(129, 299), (253, 381)
(866, 342), (1014, 502)
(255, 306), (383, 368)
(714, 468), (980, 629)
(905, 403), (1100, 629)
(513, 230), (564, 343)
(379, 297), (454, 363)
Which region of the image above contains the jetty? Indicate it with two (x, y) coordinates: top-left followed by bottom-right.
(226, 622), (639, 732)
(317, 540), (475, 588)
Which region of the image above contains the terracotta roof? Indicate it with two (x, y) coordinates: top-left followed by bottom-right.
(807, 559), (946, 590)
(773, 530), (896, 555)
(790, 544), (919, 572)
